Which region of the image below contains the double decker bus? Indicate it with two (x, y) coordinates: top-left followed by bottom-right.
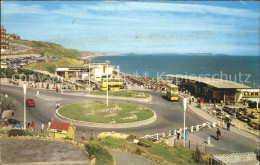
(167, 84), (179, 101)
(100, 78), (124, 91)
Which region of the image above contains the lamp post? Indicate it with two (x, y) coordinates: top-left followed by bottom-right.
(183, 97), (187, 147)
(23, 83), (27, 129)
(106, 61), (110, 106)
(88, 60), (91, 85)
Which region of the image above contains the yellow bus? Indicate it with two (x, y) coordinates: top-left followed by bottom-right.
(167, 84), (179, 101)
(100, 78), (124, 91)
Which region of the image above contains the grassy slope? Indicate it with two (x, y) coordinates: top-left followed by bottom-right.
(27, 57), (84, 73)
(58, 101), (154, 123)
(90, 90), (150, 98)
(1, 49), (40, 56)
(93, 136), (197, 165)
(9, 39), (83, 59)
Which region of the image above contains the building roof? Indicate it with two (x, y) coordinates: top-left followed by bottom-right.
(48, 121), (71, 131)
(165, 75), (251, 89)
(167, 84), (178, 87)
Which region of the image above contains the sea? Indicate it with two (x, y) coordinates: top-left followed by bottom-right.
(93, 54), (259, 88)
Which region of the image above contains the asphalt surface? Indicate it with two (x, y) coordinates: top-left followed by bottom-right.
(1, 84), (259, 154)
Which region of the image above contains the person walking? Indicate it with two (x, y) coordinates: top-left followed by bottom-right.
(227, 120), (231, 131)
(18, 123), (21, 130)
(82, 131), (87, 140)
(41, 122), (45, 134)
(31, 121), (35, 131)
(48, 121), (51, 129)
(176, 129), (180, 139)
(216, 128), (221, 141)
(27, 122), (30, 129)
(56, 102), (60, 109)
(90, 130), (94, 140)
(185, 129), (188, 139)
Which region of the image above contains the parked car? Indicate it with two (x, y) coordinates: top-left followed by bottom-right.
(26, 99), (36, 107)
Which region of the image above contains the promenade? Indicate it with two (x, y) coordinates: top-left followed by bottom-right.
(186, 96), (259, 143)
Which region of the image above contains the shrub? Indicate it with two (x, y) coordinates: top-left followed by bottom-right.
(1, 96), (16, 110)
(85, 143), (113, 164)
(8, 129), (23, 137)
(22, 130), (33, 136)
(135, 147), (143, 155)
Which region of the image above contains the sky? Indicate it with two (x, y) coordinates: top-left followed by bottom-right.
(1, 1), (259, 55)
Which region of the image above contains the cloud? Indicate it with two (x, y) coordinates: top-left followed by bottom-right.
(2, 1), (258, 18)
(1, 3), (47, 15)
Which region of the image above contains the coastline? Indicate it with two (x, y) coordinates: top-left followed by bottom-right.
(81, 53), (126, 60)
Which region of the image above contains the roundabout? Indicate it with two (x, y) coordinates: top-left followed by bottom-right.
(56, 101), (157, 128)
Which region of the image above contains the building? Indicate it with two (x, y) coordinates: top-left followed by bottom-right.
(166, 75), (251, 103)
(6, 33), (20, 40)
(236, 89), (260, 109)
(55, 60), (116, 82)
(1, 26), (8, 51)
(48, 121), (76, 139)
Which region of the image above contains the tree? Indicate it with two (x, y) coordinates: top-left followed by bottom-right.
(0, 96), (16, 113)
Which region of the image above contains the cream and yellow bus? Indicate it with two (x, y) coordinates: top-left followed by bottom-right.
(100, 78), (124, 91)
(167, 84), (179, 101)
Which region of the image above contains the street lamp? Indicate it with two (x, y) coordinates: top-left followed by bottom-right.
(106, 61), (110, 106)
(23, 83), (27, 129)
(183, 97), (187, 147)
(89, 60), (91, 86)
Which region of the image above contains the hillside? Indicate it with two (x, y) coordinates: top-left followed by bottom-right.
(27, 57), (84, 73)
(9, 40), (83, 59)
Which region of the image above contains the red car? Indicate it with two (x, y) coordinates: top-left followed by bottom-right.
(26, 99), (36, 107)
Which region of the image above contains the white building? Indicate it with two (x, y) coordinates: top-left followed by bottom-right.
(55, 60), (118, 82)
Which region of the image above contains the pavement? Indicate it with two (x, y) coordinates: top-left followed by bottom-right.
(0, 82), (259, 156)
(186, 97), (259, 143)
(110, 151), (155, 165)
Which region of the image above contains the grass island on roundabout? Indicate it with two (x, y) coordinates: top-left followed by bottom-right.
(89, 90), (150, 98)
(58, 101), (155, 124)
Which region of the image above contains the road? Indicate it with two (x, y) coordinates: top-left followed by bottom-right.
(1, 84), (258, 154)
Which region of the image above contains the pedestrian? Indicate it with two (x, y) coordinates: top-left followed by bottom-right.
(90, 129), (94, 140)
(27, 122), (30, 129)
(56, 102), (60, 109)
(3, 117), (8, 127)
(48, 121), (51, 128)
(216, 128), (221, 141)
(31, 121), (35, 131)
(177, 129), (180, 139)
(82, 131), (87, 140)
(192, 96), (194, 102)
(18, 123), (21, 129)
(185, 129), (188, 139)
(41, 122), (45, 134)
(12, 112), (14, 117)
(56, 85), (59, 92)
(227, 120), (231, 131)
